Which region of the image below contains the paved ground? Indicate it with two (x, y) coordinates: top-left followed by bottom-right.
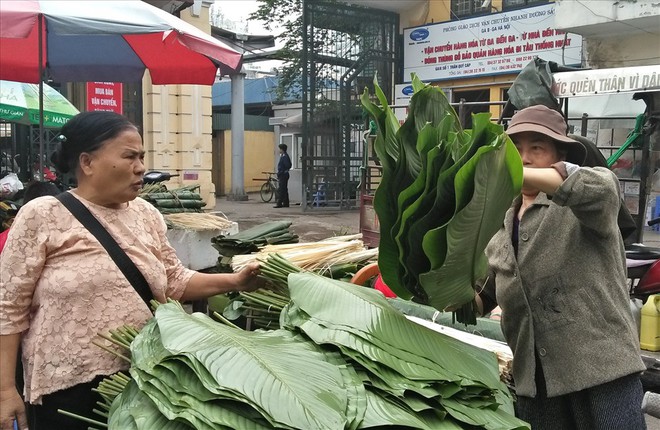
(213, 193), (360, 242)
(213, 193), (660, 247)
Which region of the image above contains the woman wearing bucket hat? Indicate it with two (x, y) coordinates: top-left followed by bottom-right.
(477, 105), (646, 429)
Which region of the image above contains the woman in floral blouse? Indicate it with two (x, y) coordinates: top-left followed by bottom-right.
(0, 111), (261, 430)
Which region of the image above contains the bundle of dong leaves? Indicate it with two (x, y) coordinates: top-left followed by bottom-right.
(361, 75), (522, 321)
(212, 220), (299, 260)
(107, 274), (528, 429)
(140, 184), (207, 214)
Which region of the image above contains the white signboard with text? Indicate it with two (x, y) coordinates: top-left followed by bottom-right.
(403, 3), (582, 82)
(553, 65), (660, 97)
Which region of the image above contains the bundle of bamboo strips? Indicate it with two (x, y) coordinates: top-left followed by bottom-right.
(164, 213), (235, 231)
(230, 235), (378, 273)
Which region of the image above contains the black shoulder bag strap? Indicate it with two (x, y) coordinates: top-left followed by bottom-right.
(55, 192), (154, 307)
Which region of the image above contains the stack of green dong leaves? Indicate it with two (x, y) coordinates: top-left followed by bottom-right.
(140, 185), (207, 214)
(212, 220), (299, 262)
(361, 75), (522, 323)
(107, 273), (528, 429)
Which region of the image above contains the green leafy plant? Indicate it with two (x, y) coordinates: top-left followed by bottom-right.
(361, 75), (522, 322)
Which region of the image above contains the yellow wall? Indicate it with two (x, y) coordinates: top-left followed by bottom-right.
(221, 130), (275, 194)
(431, 74), (515, 118)
(427, 0), (452, 22)
(428, 1), (527, 23)
(140, 5), (217, 207)
(140, 6), (274, 203)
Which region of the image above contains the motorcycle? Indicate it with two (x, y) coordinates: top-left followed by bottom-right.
(626, 217), (660, 393)
(626, 217), (660, 302)
(627, 247), (660, 302)
(143, 170), (179, 185)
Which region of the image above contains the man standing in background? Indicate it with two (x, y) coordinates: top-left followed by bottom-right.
(274, 143), (292, 208)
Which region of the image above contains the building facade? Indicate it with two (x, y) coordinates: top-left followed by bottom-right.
(395, 0), (581, 121)
(142, 1), (217, 204)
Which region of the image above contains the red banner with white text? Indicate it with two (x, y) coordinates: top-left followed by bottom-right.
(86, 82), (123, 114)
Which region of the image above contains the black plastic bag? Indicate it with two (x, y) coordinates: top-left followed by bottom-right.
(507, 57), (560, 112)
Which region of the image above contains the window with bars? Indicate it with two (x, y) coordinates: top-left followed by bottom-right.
(280, 133), (303, 170)
(503, 0), (548, 10)
(451, 0), (489, 18)
(0, 123), (11, 138)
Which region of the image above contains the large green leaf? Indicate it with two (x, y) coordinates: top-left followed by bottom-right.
(359, 89), (393, 173)
(441, 398), (529, 430)
(372, 129), (411, 297)
(420, 136), (522, 311)
(108, 379), (194, 430)
(358, 390), (462, 430)
(362, 77), (413, 298)
(408, 113), (497, 272)
(130, 318), (274, 429)
(395, 76), (458, 179)
(288, 313), (462, 384)
(393, 119), (451, 291)
(281, 273), (526, 429)
(132, 364), (273, 429)
(371, 75), (401, 164)
(452, 116), (508, 214)
(145, 302), (361, 430)
(408, 76), (460, 136)
(283, 273), (504, 391)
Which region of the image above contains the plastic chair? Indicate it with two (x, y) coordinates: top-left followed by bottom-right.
(312, 182), (326, 207)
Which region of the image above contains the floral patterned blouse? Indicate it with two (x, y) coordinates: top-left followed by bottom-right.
(0, 192), (194, 403)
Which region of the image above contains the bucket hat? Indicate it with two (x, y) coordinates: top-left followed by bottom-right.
(507, 105), (587, 165)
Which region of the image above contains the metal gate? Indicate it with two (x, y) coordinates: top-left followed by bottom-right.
(301, 0), (399, 210)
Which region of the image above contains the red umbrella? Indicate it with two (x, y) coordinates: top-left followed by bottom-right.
(0, 0), (242, 178)
(0, 0), (242, 85)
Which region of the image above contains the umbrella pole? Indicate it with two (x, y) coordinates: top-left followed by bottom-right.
(38, 14), (44, 181)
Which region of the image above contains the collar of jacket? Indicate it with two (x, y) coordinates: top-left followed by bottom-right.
(503, 192), (553, 231)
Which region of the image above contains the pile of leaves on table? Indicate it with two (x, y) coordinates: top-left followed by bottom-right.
(361, 75), (523, 323)
(139, 184), (206, 214)
(88, 274), (528, 430)
(212, 220), (299, 263)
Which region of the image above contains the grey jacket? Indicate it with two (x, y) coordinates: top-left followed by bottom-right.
(483, 166), (645, 398)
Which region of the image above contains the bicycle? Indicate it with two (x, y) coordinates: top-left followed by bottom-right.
(258, 171), (278, 203)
